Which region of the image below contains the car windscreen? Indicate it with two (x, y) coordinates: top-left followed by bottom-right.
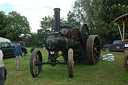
(1, 43), (11, 48)
(10, 43), (16, 47)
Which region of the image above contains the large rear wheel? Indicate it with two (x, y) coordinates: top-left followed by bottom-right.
(86, 35), (100, 65)
(30, 49), (42, 77)
(68, 48), (74, 78)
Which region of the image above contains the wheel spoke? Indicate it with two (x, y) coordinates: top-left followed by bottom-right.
(35, 61), (38, 64)
(35, 55), (37, 58)
(94, 54), (98, 59)
(93, 56), (96, 62)
(126, 59), (128, 64)
(34, 66), (38, 74)
(93, 43), (95, 47)
(96, 51), (99, 53)
(36, 55), (39, 60)
(94, 40), (98, 45)
(127, 57), (128, 61)
(95, 45), (99, 48)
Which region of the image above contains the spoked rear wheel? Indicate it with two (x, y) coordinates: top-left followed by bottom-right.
(68, 48), (74, 78)
(123, 55), (128, 72)
(86, 35), (101, 65)
(30, 49), (42, 77)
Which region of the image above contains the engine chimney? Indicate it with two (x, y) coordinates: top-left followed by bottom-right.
(54, 8), (60, 34)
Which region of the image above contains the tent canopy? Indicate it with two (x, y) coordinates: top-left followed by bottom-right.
(113, 13), (128, 26)
(0, 37), (11, 42)
(113, 13), (128, 43)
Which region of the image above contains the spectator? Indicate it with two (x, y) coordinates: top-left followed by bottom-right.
(14, 42), (22, 71)
(0, 43), (5, 85)
(30, 48), (35, 53)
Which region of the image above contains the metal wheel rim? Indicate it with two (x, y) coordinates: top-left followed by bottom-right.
(30, 50), (42, 77)
(93, 37), (100, 63)
(33, 54), (40, 76)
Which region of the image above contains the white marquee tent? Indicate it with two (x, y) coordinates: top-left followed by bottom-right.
(0, 37), (11, 42)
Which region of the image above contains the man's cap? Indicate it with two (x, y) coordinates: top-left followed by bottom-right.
(16, 41), (20, 43)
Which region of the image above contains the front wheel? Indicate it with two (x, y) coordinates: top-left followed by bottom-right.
(30, 49), (42, 77)
(68, 48), (74, 78)
(123, 55), (128, 72)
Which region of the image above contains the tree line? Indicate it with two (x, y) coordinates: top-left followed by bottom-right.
(68, 0), (128, 46)
(0, 11), (30, 41)
(0, 0), (128, 47)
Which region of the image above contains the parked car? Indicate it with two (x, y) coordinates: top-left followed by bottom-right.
(0, 42), (27, 58)
(103, 40), (128, 52)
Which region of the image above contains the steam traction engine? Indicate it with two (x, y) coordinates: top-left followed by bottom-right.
(30, 8), (101, 78)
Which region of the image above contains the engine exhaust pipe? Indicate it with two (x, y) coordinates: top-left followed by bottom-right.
(54, 8), (60, 34)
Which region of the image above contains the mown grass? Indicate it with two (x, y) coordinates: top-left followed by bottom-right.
(3, 47), (128, 85)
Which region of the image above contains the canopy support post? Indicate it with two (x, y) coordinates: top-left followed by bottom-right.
(118, 24), (123, 41)
(123, 21), (125, 41)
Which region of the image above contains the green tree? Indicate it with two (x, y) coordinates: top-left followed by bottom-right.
(67, 0), (103, 33)
(6, 11), (30, 41)
(68, 0), (128, 46)
(0, 11), (8, 37)
(97, 0), (128, 44)
(38, 15), (65, 45)
(25, 33), (39, 47)
(25, 15), (65, 47)
(0, 11), (30, 41)
(40, 16), (55, 37)
(67, 1), (83, 29)
(40, 15), (65, 35)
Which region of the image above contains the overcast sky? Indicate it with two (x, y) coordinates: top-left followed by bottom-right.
(0, 0), (76, 32)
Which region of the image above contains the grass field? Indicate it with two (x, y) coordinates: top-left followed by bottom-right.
(3, 47), (128, 85)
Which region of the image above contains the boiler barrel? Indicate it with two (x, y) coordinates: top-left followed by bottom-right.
(45, 36), (66, 51)
(45, 35), (80, 51)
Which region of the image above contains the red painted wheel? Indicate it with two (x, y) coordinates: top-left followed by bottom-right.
(86, 35), (101, 65)
(123, 55), (128, 72)
(30, 49), (42, 77)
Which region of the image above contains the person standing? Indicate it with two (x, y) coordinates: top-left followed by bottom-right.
(14, 42), (22, 71)
(0, 43), (5, 85)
